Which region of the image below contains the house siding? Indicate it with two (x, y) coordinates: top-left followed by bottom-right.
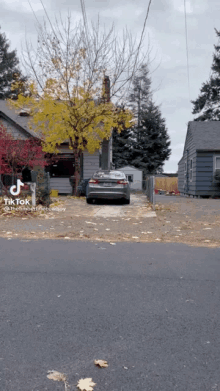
(83, 149), (100, 179)
(49, 177), (72, 194)
(178, 126), (196, 195)
(178, 121), (220, 197)
(195, 152), (220, 196)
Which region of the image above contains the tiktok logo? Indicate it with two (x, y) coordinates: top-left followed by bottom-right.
(10, 179), (25, 196)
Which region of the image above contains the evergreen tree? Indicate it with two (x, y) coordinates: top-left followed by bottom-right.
(131, 98), (171, 177)
(127, 63), (153, 117)
(112, 125), (133, 169)
(191, 28), (220, 121)
(112, 63), (152, 168)
(0, 26), (28, 100)
(112, 63), (171, 175)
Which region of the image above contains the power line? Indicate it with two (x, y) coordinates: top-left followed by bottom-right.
(131, 0), (153, 79)
(80, 0), (89, 46)
(123, 0), (153, 99)
(184, 0), (191, 110)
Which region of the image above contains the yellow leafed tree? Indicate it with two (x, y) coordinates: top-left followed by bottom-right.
(8, 77), (133, 193)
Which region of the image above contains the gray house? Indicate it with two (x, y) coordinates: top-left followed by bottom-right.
(0, 99), (113, 194)
(178, 121), (220, 198)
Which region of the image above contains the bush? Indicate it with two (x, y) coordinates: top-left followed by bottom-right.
(36, 187), (51, 207)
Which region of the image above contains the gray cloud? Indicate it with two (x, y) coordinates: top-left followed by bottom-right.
(1, 0), (220, 172)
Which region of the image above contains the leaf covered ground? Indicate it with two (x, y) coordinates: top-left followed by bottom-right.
(0, 193), (220, 248)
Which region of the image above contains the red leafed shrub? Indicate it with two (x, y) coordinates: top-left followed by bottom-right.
(0, 120), (48, 176)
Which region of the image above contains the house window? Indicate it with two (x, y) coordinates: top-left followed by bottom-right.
(47, 158), (75, 177)
(216, 156), (220, 169)
(126, 174), (133, 182)
(214, 156), (220, 181)
(189, 158), (192, 181)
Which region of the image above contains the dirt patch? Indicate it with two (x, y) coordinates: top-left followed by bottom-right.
(0, 194), (220, 248)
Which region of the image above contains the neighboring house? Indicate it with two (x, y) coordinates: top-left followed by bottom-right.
(117, 165), (143, 190)
(162, 173), (178, 177)
(178, 121), (220, 198)
(0, 99), (112, 194)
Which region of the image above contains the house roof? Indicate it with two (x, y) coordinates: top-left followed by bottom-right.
(117, 165), (143, 172)
(188, 121), (220, 151)
(0, 99), (41, 139)
(178, 121), (220, 165)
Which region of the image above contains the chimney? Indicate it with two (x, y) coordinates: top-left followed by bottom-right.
(100, 75), (111, 170)
(102, 75), (110, 103)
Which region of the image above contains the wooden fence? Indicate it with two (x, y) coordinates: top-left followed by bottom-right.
(154, 177), (178, 194)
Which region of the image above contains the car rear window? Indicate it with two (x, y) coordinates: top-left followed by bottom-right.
(93, 171), (125, 179)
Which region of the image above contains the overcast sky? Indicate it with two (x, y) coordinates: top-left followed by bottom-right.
(1, 0), (220, 173)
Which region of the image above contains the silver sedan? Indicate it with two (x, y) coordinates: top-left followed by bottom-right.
(86, 170), (130, 204)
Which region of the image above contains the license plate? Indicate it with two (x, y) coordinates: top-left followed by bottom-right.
(103, 183), (112, 187)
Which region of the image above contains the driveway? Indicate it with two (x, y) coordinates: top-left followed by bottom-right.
(91, 193), (156, 218)
(155, 194), (220, 217)
(0, 193), (220, 248)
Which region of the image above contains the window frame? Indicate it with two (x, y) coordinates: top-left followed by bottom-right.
(213, 155), (220, 181)
(214, 155), (220, 170)
(189, 158), (193, 182)
(126, 174), (133, 183)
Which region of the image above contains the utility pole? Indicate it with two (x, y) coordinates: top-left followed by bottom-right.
(137, 82), (141, 144)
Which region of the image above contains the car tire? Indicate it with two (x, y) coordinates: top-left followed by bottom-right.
(86, 198), (93, 204)
(124, 198), (130, 204)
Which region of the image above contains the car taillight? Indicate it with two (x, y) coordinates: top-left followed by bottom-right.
(89, 179), (99, 184)
(117, 180), (128, 185)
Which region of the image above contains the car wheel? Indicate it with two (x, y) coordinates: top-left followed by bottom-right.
(86, 198), (93, 204)
(124, 198), (130, 204)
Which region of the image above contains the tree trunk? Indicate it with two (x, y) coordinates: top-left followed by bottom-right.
(73, 150), (81, 196)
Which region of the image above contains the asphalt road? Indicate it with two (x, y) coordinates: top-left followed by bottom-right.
(1, 238), (220, 391)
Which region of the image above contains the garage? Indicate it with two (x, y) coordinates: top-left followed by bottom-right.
(117, 165), (143, 190)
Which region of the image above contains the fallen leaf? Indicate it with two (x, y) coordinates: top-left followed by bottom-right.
(110, 242), (116, 245)
(47, 370), (67, 382)
(77, 378), (96, 391)
(94, 359), (108, 368)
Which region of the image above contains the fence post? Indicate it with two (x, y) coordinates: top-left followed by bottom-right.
(152, 176), (155, 211)
(30, 183), (36, 207)
(145, 175), (155, 211)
